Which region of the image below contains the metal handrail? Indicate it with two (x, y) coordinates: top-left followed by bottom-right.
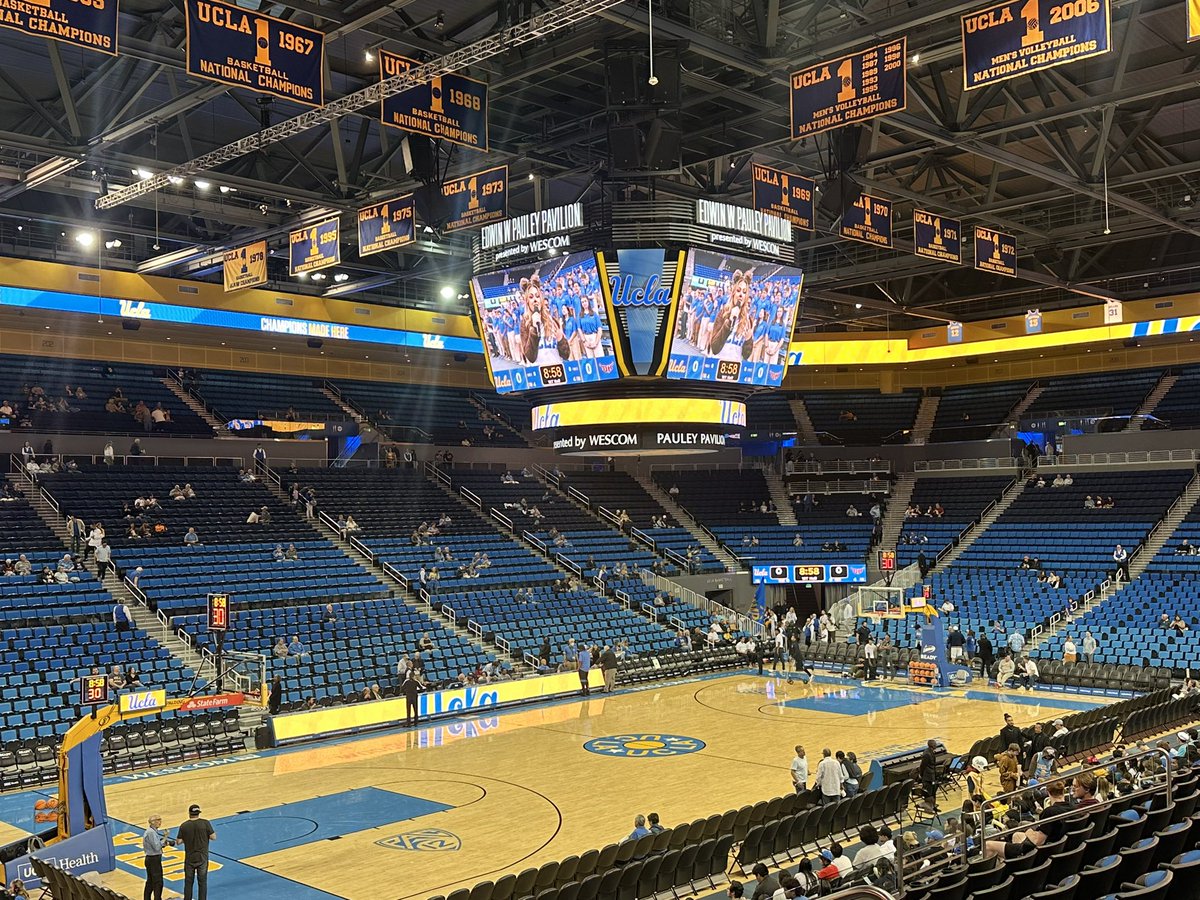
(491, 509), (513, 531)
(460, 487), (482, 508)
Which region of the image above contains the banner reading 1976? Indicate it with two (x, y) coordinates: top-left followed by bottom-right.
(357, 194), (416, 257)
(442, 166), (508, 234)
(790, 37), (906, 139)
(223, 240), (267, 292)
(974, 226), (1017, 276)
(913, 210), (962, 264)
(289, 219), (340, 276)
(380, 51), (489, 151)
(751, 164), (815, 231)
(839, 193), (893, 248)
(0, 0), (119, 54)
(961, 0), (1110, 90)
(186, 0), (324, 107)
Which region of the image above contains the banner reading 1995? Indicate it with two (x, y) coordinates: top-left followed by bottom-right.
(961, 0), (1110, 90)
(223, 240), (267, 292)
(790, 38), (906, 139)
(751, 164), (815, 231)
(839, 193), (893, 248)
(442, 166), (508, 234)
(289, 219), (340, 276)
(974, 226), (1017, 276)
(358, 194), (416, 256)
(0, 0), (119, 55)
(913, 210), (962, 264)
(186, 0), (324, 107)
(380, 51), (489, 151)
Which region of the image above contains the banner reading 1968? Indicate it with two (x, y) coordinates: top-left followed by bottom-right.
(974, 226), (1017, 276)
(223, 240), (267, 292)
(961, 0), (1110, 90)
(0, 0), (119, 55)
(839, 193), (893, 248)
(357, 194), (416, 257)
(380, 51), (489, 151)
(289, 219), (340, 276)
(186, 0), (324, 107)
(790, 37), (906, 139)
(442, 166), (508, 234)
(913, 210), (962, 264)
(751, 164), (815, 231)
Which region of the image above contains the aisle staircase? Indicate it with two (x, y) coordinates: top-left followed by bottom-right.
(869, 472), (917, 582)
(1127, 373), (1178, 431)
(993, 383), (1044, 437)
(161, 376), (227, 434)
(760, 465), (798, 526)
(789, 396), (819, 444)
(467, 393), (531, 445)
(909, 395), (940, 445)
(931, 476), (1027, 573)
(632, 472), (743, 571)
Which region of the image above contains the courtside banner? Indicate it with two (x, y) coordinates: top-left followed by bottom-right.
(358, 194), (416, 256)
(289, 218), (341, 275)
(442, 165), (508, 233)
(913, 210), (962, 264)
(961, 0), (1110, 90)
(223, 240), (267, 292)
(751, 163), (815, 231)
(0, 0), (119, 54)
(974, 225), (1017, 276)
(380, 50), (489, 151)
(186, 0), (324, 107)
(789, 37), (906, 139)
(839, 193), (893, 248)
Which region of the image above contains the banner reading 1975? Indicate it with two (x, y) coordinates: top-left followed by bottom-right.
(289, 218), (340, 276)
(0, 0), (119, 54)
(442, 166), (508, 234)
(790, 37), (906, 139)
(961, 0), (1110, 90)
(357, 194), (416, 256)
(186, 0), (324, 107)
(223, 240), (267, 292)
(380, 51), (489, 151)
(839, 193), (893, 248)
(974, 226), (1017, 276)
(751, 164), (815, 231)
(913, 210), (962, 264)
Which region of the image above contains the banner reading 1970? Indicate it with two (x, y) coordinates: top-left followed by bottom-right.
(751, 164), (815, 231)
(357, 194), (416, 257)
(379, 51), (489, 151)
(0, 0), (119, 54)
(186, 0), (324, 107)
(961, 0), (1110, 90)
(839, 193), (893, 248)
(442, 165), (508, 234)
(790, 37), (906, 140)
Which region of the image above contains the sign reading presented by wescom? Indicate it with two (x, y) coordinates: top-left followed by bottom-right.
(480, 202), (584, 262)
(223, 240), (267, 292)
(961, 0), (1110, 90)
(186, 0), (324, 107)
(912, 210), (962, 264)
(380, 51), (489, 150)
(839, 193), (893, 247)
(751, 164), (816, 231)
(288, 218), (341, 275)
(442, 165), (508, 233)
(0, 0), (119, 54)
(974, 225), (1017, 276)
(790, 38), (906, 139)
(357, 194), (416, 256)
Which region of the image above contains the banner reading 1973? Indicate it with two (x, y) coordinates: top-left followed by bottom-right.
(974, 226), (1017, 276)
(961, 0), (1110, 90)
(186, 0), (324, 107)
(223, 240), (267, 292)
(790, 37), (906, 139)
(0, 0), (119, 54)
(357, 194), (416, 257)
(751, 164), (815, 231)
(913, 210), (962, 264)
(380, 51), (489, 151)
(289, 219), (340, 276)
(839, 193), (893, 248)
(442, 166), (508, 234)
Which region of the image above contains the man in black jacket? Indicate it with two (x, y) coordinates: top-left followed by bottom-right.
(919, 739), (942, 813)
(1000, 713), (1024, 765)
(978, 634), (994, 678)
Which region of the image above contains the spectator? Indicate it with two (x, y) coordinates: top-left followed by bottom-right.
(749, 864), (778, 900)
(286, 543), (298, 560)
(94, 540), (112, 580)
(1018, 656), (1039, 690)
(853, 824), (885, 871)
(1113, 543), (1129, 581)
(815, 749), (843, 804)
(1177, 538), (1196, 555)
(1062, 637), (1077, 664)
(994, 743), (1021, 794)
(996, 653), (1016, 688)
(112, 600), (133, 635)
(790, 745), (808, 794)
(816, 844), (849, 882)
(626, 814), (650, 841)
(287, 635), (307, 657)
(647, 813), (664, 835)
(1082, 631), (1098, 663)
(1008, 630), (1025, 655)
(184, 527), (200, 547)
(273, 544), (285, 562)
(985, 779), (1070, 857)
(273, 638), (289, 659)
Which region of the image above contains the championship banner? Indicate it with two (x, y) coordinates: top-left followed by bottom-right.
(289, 218), (341, 275)
(961, 0), (1111, 90)
(839, 193), (893, 247)
(790, 37), (906, 139)
(912, 210), (962, 264)
(0, 0), (119, 54)
(974, 225), (1017, 276)
(380, 51), (489, 151)
(186, 0), (324, 107)
(1190, 0), (1199, 41)
(947, 321), (964, 343)
(442, 165), (508, 233)
(357, 194), (416, 256)
(223, 240), (267, 292)
(751, 164), (816, 231)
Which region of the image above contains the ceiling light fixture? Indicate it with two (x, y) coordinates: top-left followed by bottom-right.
(194, 180), (211, 190)
(74, 231), (94, 247)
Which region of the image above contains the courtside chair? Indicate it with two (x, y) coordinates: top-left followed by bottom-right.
(969, 875), (1013, 900)
(1119, 836), (1161, 883)
(1162, 850), (1200, 900)
(1047, 843), (1088, 884)
(492, 874), (516, 900)
(1153, 822), (1193, 867)
(1084, 828), (1120, 866)
(1029, 874), (1081, 900)
(1009, 859), (1052, 899)
(1110, 870), (1174, 900)
(1079, 855), (1124, 898)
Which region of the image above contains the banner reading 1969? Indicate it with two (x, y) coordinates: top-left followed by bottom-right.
(357, 194), (416, 257)
(289, 218), (340, 276)
(442, 166), (508, 234)
(223, 240), (267, 292)
(913, 210), (962, 264)
(380, 51), (489, 151)
(974, 226), (1017, 276)
(961, 0), (1110, 90)
(186, 0), (324, 107)
(839, 193), (893, 248)
(751, 164), (815, 231)
(0, 0), (119, 55)
(790, 37), (906, 139)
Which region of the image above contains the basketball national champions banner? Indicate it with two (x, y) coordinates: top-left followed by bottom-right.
(357, 194), (416, 256)
(379, 50), (489, 151)
(751, 164), (816, 231)
(442, 165), (507, 233)
(223, 240), (267, 292)
(974, 225), (1017, 276)
(912, 210), (962, 264)
(789, 38), (906, 139)
(186, 0), (324, 107)
(288, 218), (340, 275)
(839, 193), (893, 247)
(0, 0), (119, 54)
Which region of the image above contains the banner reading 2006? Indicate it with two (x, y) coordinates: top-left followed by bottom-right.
(380, 51), (489, 151)
(961, 0), (1110, 90)
(442, 166), (507, 234)
(0, 0), (119, 55)
(186, 0), (324, 107)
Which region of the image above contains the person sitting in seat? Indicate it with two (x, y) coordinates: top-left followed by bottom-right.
(1171, 614), (1190, 633)
(984, 779), (1071, 858)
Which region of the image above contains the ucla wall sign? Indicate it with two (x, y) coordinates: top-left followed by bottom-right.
(583, 734), (705, 758)
(376, 829), (462, 852)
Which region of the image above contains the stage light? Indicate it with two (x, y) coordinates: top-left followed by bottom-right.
(219, 185), (236, 194)
(364, 49), (375, 63)
(132, 168), (154, 180)
(74, 231), (94, 247)
(194, 180), (211, 190)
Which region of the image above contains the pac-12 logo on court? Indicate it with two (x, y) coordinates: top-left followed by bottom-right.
(583, 734), (705, 758)
(376, 828), (462, 851)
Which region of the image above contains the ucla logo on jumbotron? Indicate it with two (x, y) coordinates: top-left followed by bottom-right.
(376, 828), (462, 851)
(583, 734), (705, 758)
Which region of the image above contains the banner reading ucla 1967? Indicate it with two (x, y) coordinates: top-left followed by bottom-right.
(186, 0), (324, 107)
(0, 0), (119, 54)
(289, 219), (340, 275)
(961, 0), (1110, 90)
(380, 51), (489, 151)
(790, 38), (906, 139)
(223, 240), (267, 292)
(357, 194), (416, 257)
(751, 164), (815, 231)
(442, 166), (507, 234)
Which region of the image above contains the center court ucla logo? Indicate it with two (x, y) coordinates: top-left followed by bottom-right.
(376, 828), (462, 852)
(583, 733), (705, 758)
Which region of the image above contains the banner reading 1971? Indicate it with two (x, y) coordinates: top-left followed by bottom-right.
(961, 0), (1110, 90)
(357, 194), (416, 257)
(442, 165), (508, 234)
(223, 240), (267, 292)
(913, 210), (962, 264)
(186, 0), (324, 107)
(289, 219), (340, 275)
(380, 51), (489, 151)
(974, 226), (1017, 276)
(0, 0), (119, 54)
(790, 37), (906, 139)
(839, 193), (893, 248)
(751, 164), (815, 231)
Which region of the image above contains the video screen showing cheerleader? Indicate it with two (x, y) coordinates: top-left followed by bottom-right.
(666, 248), (804, 387)
(471, 250), (620, 393)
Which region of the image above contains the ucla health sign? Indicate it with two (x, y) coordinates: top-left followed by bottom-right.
(839, 193), (893, 247)
(380, 50), (489, 151)
(289, 218), (341, 275)
(442, 165), (507, 233)
(0, 0), (119, 54)
(790, 38), (906, 139)
(912, 210), (962, 264)
(358, 194), (416, 256)
(751, 164), (815, 231)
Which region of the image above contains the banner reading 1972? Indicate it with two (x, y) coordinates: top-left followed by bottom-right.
(961, 0), (1110, 90)
(223, 240), (267, 292)
(186, 0), (324, 107)
(289, 219), (340, 276)
(357, 194), (416, 257)
(839, 193), (893, 248)
(790, 37), (906, 139)
(442, 166), (508, 234)
(0, 0), (119, 54)
(913, 210), (962, 264)
(751, 164), (815, 231)
(974, 226), (1017, 276)
(380, 51), (489, 151)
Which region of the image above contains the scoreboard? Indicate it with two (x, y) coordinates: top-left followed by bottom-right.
(751, 563), (868, 584)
